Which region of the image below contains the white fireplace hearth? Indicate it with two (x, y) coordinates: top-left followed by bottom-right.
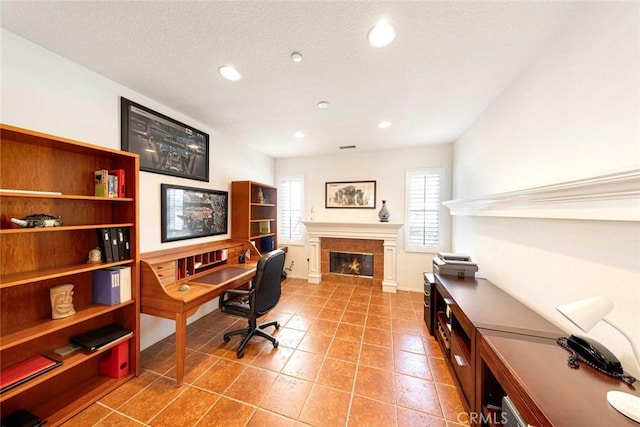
(301, 221), (403, 293)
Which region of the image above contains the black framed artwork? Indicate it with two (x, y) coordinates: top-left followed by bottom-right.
(161, 184), (228, 243)
(325, 180), (376, 208)
(121, 97), (209, 182)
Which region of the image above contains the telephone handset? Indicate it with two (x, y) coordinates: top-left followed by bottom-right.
(556, 335), (636, 386)
(567, 335), (623, 374)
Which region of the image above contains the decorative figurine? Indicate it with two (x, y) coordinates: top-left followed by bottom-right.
(11, 214), (63, 228)
(257, 188), (265, 204)
(87, 247), (102, 264)
(50, 284), (76, 319)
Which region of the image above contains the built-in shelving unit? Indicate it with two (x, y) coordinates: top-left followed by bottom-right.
(443, 168), (640, 221)
(0, 124), (140, 426)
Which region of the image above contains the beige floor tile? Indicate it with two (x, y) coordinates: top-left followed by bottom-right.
(71, 279), (466, 426)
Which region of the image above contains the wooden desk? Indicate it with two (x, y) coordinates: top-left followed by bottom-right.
(432, 275), (563, 413)
(141, 240), (259, 386)
(479, 330), (640, 426)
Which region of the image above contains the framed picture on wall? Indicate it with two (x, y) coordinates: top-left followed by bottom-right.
(161, 184), (228, 243)
(325, 180), (376, 208)
(121, 97), (209, 182)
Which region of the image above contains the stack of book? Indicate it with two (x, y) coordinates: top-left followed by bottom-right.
(94, 169), (125, 198)
(0, 355), (62, 394)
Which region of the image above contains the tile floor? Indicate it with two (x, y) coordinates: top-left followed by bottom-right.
(62, 278), (468, 426)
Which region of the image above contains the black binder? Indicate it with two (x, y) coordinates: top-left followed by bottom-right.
(109, 228), (120, 261)
(97, 228), (113, 262)
(116, 227), (127, 260)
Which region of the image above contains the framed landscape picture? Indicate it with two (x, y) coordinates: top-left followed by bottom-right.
(121, 97), (209, 182)
(161, 184), (228, 243)
(325, 180), (376, 208)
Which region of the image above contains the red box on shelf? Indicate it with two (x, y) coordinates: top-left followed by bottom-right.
(99, 341), (129, 379)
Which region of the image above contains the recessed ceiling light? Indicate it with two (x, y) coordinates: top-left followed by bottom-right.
(378, 121), (392, 129)
(291, 52), (303, 63)
(317, 101), (330, 109)
(218, 65), (241, 81)
(293, 132), (305, 138)
(367, 21), (396, 48)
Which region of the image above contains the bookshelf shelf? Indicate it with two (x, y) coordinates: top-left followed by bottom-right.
(0, 334), (134, 403)
(0, 191), (134, 202)
(0, 260), (132, 289)
(0, 124), (140, 425)
(1, 301), (135, 351)
(0, 223), (134, 235)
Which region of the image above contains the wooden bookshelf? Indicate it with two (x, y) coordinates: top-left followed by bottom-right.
(0, 124), (140, 425)
(231, 181), (277, 254)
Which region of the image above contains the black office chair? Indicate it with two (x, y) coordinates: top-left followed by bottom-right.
(219, 249), (286, 358)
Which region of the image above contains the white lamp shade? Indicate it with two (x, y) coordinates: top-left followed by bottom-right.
(556, 296), (614, 332)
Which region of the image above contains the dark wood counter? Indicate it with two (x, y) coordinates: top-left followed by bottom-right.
(480, 330), (640, 426)
(435, 275), (563, 338)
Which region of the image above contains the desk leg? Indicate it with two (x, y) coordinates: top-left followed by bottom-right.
(175, 312), (187, 387)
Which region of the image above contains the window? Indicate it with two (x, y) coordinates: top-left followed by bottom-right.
(405, 168), (443, 252)
(278, 175), (304, 243)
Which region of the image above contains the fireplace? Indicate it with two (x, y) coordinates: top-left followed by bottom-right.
(330, 251), (374, 277)
(301, 221), (403, 292)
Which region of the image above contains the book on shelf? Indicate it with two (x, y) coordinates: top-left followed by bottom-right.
(94, 169), (108, 197)
(69, 324), (133, 352)
(0, 354), (62, 394)
(92, 269), (120, 305)
(109, 169), (126, 197)
(108, 174), (118, 198)
(109, 265), (132, 303)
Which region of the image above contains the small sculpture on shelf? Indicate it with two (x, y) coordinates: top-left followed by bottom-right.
(50, 284), (76, 319)
(87, 247), (102, 264)
(257, 188), (265, 204)
(11, 213), (62, 228)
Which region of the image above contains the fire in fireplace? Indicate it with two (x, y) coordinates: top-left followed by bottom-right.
(329, 251), (374, 277)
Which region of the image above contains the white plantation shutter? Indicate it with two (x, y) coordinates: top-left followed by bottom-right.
(278, 175), (304, 243)
(406, 168), (443, 251)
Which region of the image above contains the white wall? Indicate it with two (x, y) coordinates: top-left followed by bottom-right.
(276, 143), (453, 292)
(1, 30), (275, 350)
(452, 3), (640, 376)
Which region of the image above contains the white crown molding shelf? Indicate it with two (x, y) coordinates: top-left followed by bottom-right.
(443, 168), (640, 221)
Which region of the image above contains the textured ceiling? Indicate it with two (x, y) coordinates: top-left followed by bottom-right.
(1, 1), (585, 158)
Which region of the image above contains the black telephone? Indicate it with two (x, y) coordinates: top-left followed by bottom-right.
(556, 335), (636, 386)
(567, 335), (623, 374)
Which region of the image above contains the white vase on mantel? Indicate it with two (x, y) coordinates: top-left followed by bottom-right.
(378, 200), (390, 222)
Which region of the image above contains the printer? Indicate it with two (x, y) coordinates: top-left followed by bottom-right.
(432, 252), (478, 278)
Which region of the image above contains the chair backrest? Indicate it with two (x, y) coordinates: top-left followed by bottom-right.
(252, 249), (286, 316)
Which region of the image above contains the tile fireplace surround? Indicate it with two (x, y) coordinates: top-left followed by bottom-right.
(301, 221), (403, 293)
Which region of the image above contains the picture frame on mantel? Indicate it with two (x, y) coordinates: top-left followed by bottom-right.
(121, 97), (209, 182)
(161, 184), (228, 243)
(325, 180), (376, 208)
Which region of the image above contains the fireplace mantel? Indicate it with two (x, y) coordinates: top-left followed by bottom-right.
(302, 221), (403, 292)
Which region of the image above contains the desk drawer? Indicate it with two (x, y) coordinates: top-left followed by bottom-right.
(450, 332), (473, 406)
(153, 261), (176, 284)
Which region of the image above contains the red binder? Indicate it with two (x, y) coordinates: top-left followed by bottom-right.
(0, 355), (62, 393)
